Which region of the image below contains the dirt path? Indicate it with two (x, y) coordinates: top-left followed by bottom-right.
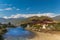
(29, 32), (60, 40)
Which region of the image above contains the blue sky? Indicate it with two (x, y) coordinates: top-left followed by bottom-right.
(0, 0), (60, 18)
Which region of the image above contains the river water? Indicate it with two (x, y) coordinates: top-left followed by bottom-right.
(3, 27), (35, 40)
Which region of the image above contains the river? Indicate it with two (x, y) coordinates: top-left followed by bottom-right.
(3, 27), (35, 40)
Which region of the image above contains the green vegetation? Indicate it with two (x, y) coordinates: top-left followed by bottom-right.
(20, 24), (27, 28)
(0, 35), (4, 40)
(0, 26), (7, 40)
(53, 23), (60, 31)
(0, 22), (16, 40)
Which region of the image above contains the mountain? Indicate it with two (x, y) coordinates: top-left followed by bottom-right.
(0, 15), (60, 26)
(0, 17), (27, 26)
(0, 18), (7, 23)
(53, 15), (60, 21)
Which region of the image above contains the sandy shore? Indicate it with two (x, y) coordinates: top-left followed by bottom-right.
(29, 31), (60, 40)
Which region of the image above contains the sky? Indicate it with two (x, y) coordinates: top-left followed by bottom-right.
(0, 0), (60, 19)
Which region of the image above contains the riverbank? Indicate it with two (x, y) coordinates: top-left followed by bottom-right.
(29, 31), (60, 40)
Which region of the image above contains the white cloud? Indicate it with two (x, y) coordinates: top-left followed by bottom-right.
(3, 16), (8, 19)
(0, 8), (13, 11)
(4, 8), (12, 10)
(0, 7), (21, 11)
(0, 3), (20, 11)
(3, 13), (60, 19)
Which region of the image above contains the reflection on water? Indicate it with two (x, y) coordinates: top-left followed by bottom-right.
(3, 27), (35, 40)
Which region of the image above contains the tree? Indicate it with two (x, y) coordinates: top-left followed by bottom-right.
(8, 22), (11, 25)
